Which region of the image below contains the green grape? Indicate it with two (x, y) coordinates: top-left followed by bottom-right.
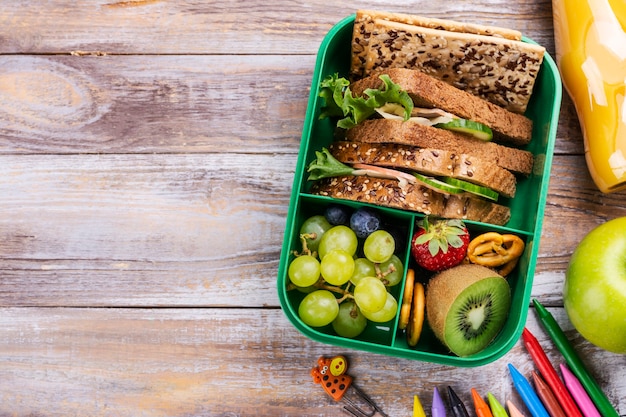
(362, 293), (398, 323)
(294, 285), (317, 294)
(320, 249), (355, 286)
(378, 254), (404, 287)
(353, 276), (387, 313)
(363, 230), (395, 263)
(318, 225), (358, 259)
(298, 290), (339, 327)
(299, 215), (331, 253)
(288, 255), (321, 287)
(332, 300), (368, 338)
(351, 258), (376, 285)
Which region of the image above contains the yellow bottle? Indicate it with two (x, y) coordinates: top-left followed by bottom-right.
(552, 0), (626, 193)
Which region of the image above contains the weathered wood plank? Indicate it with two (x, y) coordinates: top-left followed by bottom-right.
(2, 1), (624, 414)
(0, 55), (314, 154)
(0, 55), (584, 155)
(0, 1), (554, 55)
(0, 153), (291, 307)
(532, 151), (626, 304)
(1, 153), (624, 307)
(0, 307), (623, 417)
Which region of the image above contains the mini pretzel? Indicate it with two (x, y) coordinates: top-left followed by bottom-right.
(467, 232), (525, 275)
(497, 258), (520, 277)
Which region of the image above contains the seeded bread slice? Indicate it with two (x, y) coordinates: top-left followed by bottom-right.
(310, 176), (511, 226)
(361, 19), (544, 114)
(350, 68), (533, 146)
(329, 141), (517, 198)
(344, 118), (534, 176)
(351, 10), (523, 81)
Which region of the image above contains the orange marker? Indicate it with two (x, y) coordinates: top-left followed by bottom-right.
(507, 400), (527, 417)
(472, 388), (494, 417)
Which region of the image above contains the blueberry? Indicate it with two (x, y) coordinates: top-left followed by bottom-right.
(324, 203), (352, 226)
(350, 207), (381, 238)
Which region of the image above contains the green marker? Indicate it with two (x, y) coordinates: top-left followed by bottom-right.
(487, 392), (509, 417)
(532, 299), (619, 417)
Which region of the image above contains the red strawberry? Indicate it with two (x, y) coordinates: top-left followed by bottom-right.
(411, 217), (470, 272)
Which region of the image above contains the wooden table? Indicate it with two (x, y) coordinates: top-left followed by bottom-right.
(1, 1), (625, 416)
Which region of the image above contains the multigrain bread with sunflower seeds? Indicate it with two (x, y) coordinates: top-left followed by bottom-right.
(350, 10), (523, 81)
(328, 141), (517, 198)
(343, 118), (534, 176)
(310, 176), (511, 225)
(350, 10), (544, 114)
(349, 68), (534, 146)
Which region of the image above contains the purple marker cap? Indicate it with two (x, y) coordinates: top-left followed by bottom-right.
(432, 386), (447, 417)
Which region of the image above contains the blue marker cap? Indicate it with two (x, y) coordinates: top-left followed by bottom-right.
(508, 363), (550, 417)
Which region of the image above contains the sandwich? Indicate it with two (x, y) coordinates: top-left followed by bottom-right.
(304, 12), (543, 226)
(327, 141), (517, 199)
(350, 10), (545, 114)
(308, 149), (513, 226)
(347, 67), (535, 148)
(306, 66), (536, 226)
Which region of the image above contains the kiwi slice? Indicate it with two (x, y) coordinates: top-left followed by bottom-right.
(426, 264), (511, 357)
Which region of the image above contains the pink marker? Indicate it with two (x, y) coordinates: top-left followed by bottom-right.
(560, 364), (601, 417)
(507, 400), (527, 417)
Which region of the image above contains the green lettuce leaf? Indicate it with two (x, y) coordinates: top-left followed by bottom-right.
(318, 73), (349, 119)
(318, 73), (413, 129)
(306, 147), (355, 181)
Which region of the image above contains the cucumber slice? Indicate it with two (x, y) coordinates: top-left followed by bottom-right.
(442, 177), (499, 201)
(413, 173), (465, 195)
(434, 118), (493, 141)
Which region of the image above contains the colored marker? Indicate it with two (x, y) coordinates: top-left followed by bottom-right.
(472, 388), (494, 417)
(531, 371), (567, 417)
(414, 394), (426, 417)
(507, 400), (527, 417)
(508, 364), (550, 417)
(521, 327), (582, 417)
(432, 386), (447, 417)
(448, 386), (470, 417)
(487, 392), (509, 417)
(532, 299), (619, 417)
(560, 364), (602, 417)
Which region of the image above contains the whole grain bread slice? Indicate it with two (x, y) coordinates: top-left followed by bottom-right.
(343, 118), (533, 175)
(329, 140), (517, 198)
(310, 176), (511, 225)
(351, 68), (534, 146)
(361, 19), (544, 114)
(344, 119), (533, 175)
(350, 10), (523, 81)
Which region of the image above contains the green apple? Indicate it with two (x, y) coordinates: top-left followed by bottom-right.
(564, 216), (626, 353)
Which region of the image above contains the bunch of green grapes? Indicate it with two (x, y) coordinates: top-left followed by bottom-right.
(287, 207), (404, 338)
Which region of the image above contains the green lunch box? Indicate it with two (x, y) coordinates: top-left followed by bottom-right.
(277, 14), (562, 367)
